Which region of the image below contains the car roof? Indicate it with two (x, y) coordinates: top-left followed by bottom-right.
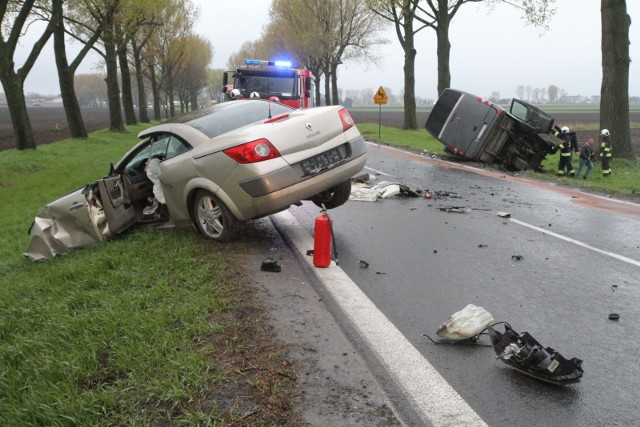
(138, 100), (294, 142)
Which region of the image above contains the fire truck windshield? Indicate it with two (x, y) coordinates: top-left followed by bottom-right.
(234, 75), (297, 100)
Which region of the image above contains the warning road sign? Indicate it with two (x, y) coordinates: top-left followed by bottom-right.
(374, 86), (388, 105)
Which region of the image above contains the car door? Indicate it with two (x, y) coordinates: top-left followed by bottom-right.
(509, 99), (555, 134)
(97, 174), (137, 235)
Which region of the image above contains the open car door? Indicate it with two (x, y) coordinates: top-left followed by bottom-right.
(97, 174), (137, 235)
(509, 99), (555, 134)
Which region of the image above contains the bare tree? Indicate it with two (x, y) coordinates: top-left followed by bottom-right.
(0, 0), (55, 149)
(600, 0), (632, 158)
(547, 84), (558, 103)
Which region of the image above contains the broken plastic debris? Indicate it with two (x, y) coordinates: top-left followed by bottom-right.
(488, 322), (584, 385)
(511, 255), (524, 261)
(260, 258), (282, 272)
(497, 211), (511, 218)
(349, 181), (420, 202)
(438, 206), (471, 213)
(436, 304), (494, 341)
(359, 260), (369, 268)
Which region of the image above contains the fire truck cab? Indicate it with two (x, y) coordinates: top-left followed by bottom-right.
(222, 60), (316, 109)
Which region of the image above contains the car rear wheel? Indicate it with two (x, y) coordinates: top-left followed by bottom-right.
(311, 179), (352, 209)
(192, 190), (237, 242)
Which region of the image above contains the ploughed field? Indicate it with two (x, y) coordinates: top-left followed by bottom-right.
(1, 105), (639, 152)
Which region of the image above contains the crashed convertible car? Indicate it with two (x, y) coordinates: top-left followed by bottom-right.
(25, 100), (367, 260)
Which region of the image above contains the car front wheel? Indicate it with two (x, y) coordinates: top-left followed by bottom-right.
(311, 180), (352, 209)
(192, 190), (238, 242)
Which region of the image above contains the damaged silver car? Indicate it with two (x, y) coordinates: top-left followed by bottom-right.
(25, 100), (367, 260)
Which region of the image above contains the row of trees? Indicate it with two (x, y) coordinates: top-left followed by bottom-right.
(1, 0), (213, 150)
(1, 1), (633, 158)
(232, 0), (631, 157)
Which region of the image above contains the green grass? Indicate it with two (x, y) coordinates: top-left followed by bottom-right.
(0, 127), (271, 425)
(357, 123), (443, 153)
(355, 122), (640, 199)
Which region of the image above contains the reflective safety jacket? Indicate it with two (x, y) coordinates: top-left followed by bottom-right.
(558, 137), (572, 157)
(600, 136), (612, 157)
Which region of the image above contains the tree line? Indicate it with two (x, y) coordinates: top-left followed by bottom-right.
(1, 0), (212, 150)
(1, 0), (633, 158)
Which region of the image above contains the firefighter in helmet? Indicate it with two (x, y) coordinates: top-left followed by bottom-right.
(552, 125), (575, 176)
(600, 129), (612, 176)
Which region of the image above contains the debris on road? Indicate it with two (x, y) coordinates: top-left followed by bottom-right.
(497, 211), (511, 218)
(608, 313), (620, 320)
(488, 323), (584, 385)
(260, 258), (282, 272)
(511, 255), (524, 261)
(349, 180), (421, 202)
(359, 260), (369, 269)
(438, 206), (472, 213)
(435, 304), (494, 342)
(426, 306), (584, 385)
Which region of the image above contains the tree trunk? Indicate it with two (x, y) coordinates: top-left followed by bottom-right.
(104, 39), (125, 132)
(600, 0), (633, 158)
(323, 67), (331, 106)
(118, 44), (137, 125)
(149, 64), (162, 121)
(131, 39), (150, 123)
(401, 5), (418, 130)
(52, 0), (87, 138)
(0, 71), (35, 150)
(330, 63), (339, 105)
(190, 90), (199, 111)
(435, 12), (451, 96)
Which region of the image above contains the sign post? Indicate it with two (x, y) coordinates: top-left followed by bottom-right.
(373, 86), (388, 139)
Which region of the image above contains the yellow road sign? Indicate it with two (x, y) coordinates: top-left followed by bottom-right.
(374, 86), (388, 105)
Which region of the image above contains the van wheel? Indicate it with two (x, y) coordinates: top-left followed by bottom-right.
(311, 180), (352, 209)
(191, 190), (237, 242)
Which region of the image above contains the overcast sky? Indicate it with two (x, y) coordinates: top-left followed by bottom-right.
(16, 0), (640, 101)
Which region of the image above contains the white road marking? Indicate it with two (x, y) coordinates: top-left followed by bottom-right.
(364, 165), (394, 177)
(272, 210), (488, 427)
(510, 218), (640, 268)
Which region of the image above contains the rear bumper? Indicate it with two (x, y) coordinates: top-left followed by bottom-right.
(229, 135), (367, 219)
(240, 136), (366, 197)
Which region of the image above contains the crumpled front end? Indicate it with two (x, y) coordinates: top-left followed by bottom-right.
(24, 185), (110, 261)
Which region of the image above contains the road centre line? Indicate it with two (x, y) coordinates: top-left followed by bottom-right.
(511, 218), (640, 268)
(272, 210), (488, 427)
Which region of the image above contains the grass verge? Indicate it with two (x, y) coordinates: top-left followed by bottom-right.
(356, 123), (640, 199)
(0, 128), (300, 425)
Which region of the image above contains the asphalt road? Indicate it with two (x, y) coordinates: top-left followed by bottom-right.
(283, 143), (640, 426)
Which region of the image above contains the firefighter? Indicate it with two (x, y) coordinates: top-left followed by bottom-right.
(600, 129), (613, 176)
(552, 126), (575, 176)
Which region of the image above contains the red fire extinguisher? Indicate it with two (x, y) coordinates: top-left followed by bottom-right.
(313, 209), (333, 268)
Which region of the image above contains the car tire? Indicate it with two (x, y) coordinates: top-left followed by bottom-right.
(311, 179), (352, 209)
(192, 190), (238, 242)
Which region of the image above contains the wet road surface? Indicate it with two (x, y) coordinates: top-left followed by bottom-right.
(287, 142), (640, 426)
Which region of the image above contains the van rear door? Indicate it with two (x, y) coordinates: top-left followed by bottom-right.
(426, 89), (500, 158)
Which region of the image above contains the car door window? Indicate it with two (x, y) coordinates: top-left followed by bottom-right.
(165, 135), (190, 160)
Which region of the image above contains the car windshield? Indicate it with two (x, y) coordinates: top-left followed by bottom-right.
(236, 76), (296, 98)
(172, 101), (294, 139)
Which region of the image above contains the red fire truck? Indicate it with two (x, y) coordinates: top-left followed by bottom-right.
(222, 60), (316, 109)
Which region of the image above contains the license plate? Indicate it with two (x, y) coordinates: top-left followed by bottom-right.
(300, 145), (347, 175)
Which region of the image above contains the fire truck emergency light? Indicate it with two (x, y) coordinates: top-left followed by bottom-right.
(245, 59), (292, 68)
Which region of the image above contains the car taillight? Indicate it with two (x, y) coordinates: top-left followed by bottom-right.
(339, 108), (354, 132)
(223, 139), (281, 164)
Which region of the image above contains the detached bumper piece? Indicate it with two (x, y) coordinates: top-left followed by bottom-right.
(488, 323), (583, 385)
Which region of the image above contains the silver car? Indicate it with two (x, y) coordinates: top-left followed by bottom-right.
(25, 100), (367, 260)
